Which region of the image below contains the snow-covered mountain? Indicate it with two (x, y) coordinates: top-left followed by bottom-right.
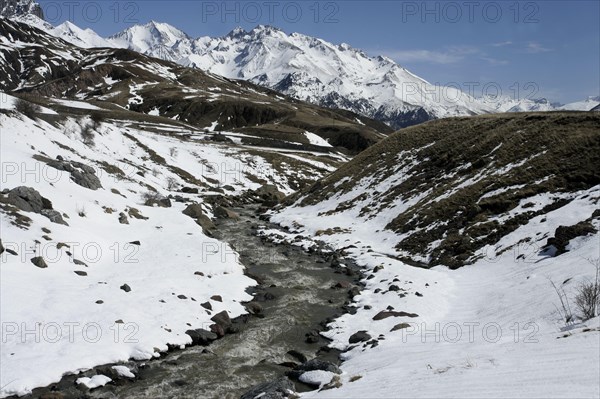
(4, 2), (599, 128)
(107, 21), (190, 56)
(107, 23), (493, 128)
(0, 0), (43, 18)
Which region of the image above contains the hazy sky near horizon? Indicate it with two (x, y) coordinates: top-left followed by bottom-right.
(36, 0), (600, 103)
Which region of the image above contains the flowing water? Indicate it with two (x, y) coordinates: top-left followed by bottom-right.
(27, 206), (355, 399)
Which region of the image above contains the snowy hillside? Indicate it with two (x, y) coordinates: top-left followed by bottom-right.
(0, 89), (351, 397)
(262, 112), (600, 397)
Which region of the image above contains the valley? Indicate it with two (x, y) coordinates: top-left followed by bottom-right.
(1, 1), (599, 398)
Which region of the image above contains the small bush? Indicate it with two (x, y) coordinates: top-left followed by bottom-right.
(575, 259), (600, 320)
(169, 147), (179, 158)
(166, 177), (178, 191)
(14, 98), (41, 119)
(90, 111), (105, 128)
(575, 281), (600, 320)
(80, 119), (95, 146)
(142, 191), (162, 203)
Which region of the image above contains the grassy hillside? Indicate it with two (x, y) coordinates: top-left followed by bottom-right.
(285, 112), (600, 268)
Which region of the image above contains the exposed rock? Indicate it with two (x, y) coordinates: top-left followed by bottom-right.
(305, 330), (320, 343)
(255, 184), (286, 204)
(373, 311), (419, 320)
(245, 301), (263, 315)
(209, 323), (225, 337)
(118, 213), (129, 224)
(74, 271), (88, 276)
(46, 159), (102, 190)
(200, 302), (212, 311)
(5, 186), (68, 225)
(39, 209), (67, 225)
(6, 186), (50, 212)
(391, 323), (412, 332)
(210, 295), (223, 302)
(333, 281), (351, 289)
(120, 284), (131, 293)
(0, 239), (4, 255)
(287, 359), (341, 382)
(181, 186), (199, 194)
(210, 310), (232, 331)
(240, 377), (295, 399)
(182, 204), (215, 233)
(349, 330), (372, 344)
(145, 196), (172, 208)
(545, 221), (597, 255)
(185, 328), (217, 346)
(31, 256), (47, 268)
(214, 206), (239, 220)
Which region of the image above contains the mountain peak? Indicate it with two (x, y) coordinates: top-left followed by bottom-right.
(225, 26), (246, 39)
(250, 24), (285, 36)
(0, 0), (43, 19)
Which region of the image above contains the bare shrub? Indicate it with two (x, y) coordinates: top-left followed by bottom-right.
(575, 258), (600, 320)
(14, 97), (41, 119)
(90, 111), (105, 128)
(550, 278), (574, 325)
(80, 124), (96, 147)
(169, 147), (179, 158)
(166, 177), (178, 191)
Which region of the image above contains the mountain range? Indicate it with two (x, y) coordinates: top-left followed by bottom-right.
(4, 0), (598, 129)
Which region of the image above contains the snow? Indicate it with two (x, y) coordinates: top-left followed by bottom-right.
(558, 97), (600, 111)
(1, 91), (57, 114)
(52, 98), (102, 110)
(76, 375), (112, 389)
(304, 131), (332, 147)
(111, 365), (135, 378)
(299, 370), (336, 387)
(265, 148), (600, 398)
(0, 113), (260, 397)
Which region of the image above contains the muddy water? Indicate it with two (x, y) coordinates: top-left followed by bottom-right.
(44, 206), (355, 399)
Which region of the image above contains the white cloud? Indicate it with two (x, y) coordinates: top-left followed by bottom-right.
(378, 46), (479, 65)
(491, 41), (513, 47)
(481, 57), (509, 66)
(525, 42), (553, 53)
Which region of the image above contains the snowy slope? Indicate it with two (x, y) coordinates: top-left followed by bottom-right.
(262, 112), (600, 398)
(50, 20), (115, 48)
(0, 94), (347, 397)
(558, 96), (600, 111)
(107, 21), (190, 58)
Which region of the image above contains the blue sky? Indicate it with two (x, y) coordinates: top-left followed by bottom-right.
(37, 0), (599, 103)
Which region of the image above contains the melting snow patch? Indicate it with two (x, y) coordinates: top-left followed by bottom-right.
(111, 365), (135, 379)
(299, 370), (336, 387)
(304, 131), (332, 147)
(76, 375), (112, 389)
